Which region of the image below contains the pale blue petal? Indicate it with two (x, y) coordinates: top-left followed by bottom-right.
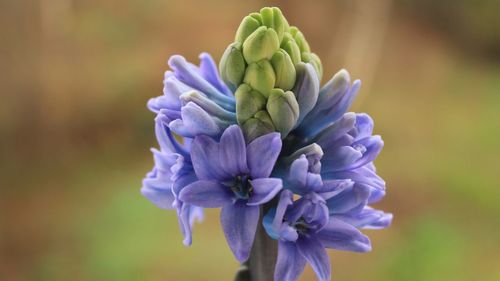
(247, 132), (282, 179)
(221, 201), (259, 262)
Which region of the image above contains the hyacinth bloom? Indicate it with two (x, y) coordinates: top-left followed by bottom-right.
(141, 116), (203, 246)
(142, 6), (392, 281)
(264, 190), (372, 281)
(179, 125), (283, 262)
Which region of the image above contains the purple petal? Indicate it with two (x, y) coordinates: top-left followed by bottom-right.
(219, 125), (249, 176)
(317, 179), (354, 200)
(191, 134), (230, 180)
(335, 207), (392, 229)
(345, 136), (384, 170)
(169, 102), (222, 138)
(288, 155), (308, 187)
(141, 177), (175, 210)
(247, 178), (282, 206)
(322, 146), (363, 172)
(177, 204), (203, 246)
(168, 55), (235, 111)
(296, 236), (331, 281)
(199, 53), (232, 96)
(263, 190), (295, 240)
(314, 113), (356, 148)
(247, 132), (282, 179)
(316, 218), (371, 252)
(326, 183), (371, 214)
(179, 180), (232, 208)
(353, 113), (374, 139)
(294, 63), (320, 124)
(220, 201), (260, 262)
(274, 241), (307, 281)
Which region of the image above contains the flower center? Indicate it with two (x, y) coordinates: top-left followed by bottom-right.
(292, 219), (311, 235)
(227, 175), (253, 200)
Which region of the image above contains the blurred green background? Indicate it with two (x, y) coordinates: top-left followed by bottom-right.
(1, 0), (500, 280)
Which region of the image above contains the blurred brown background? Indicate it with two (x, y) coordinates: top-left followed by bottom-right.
(1, 0), (500, 280)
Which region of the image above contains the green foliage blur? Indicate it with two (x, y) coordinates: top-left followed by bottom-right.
(1, 0), (499, 280)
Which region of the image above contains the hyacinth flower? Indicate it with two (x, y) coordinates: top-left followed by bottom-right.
(148, 53), (237, 138)
(142, 6), (392, 281)
(141, 114), (204, 246)
(179, 125), (283, 262)
(263, 190), (373, 281)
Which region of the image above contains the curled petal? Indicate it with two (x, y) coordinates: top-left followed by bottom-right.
(247, 178), (282, 206)
(335, 207), (393, 230)
(141, 175), (175, 210)
(326, 183), (371, 214)
(199, 52), (232, 96)
(169, 102), (222, 138)
(345, 136), (384, 171)
(316, 218), (372, 252)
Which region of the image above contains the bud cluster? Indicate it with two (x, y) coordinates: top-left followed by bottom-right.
(219, 7), (323, 140)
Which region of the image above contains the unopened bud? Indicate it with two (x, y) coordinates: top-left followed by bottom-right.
(241, 110), (276, 142)
(219, 42), (246, 92)
(271, 49), (296, 91)
(243, 60), (276, 98)
(235, 84), (267, 124)
(281, 33), (301, 66)
(242, 26), (280, 64)
(235, 15), (262, 43)
(267, 89), (299, 137)
(260, 7), (289, 42)
(290, 26), (311, 53)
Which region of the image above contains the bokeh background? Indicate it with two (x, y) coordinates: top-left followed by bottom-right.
(1, 0), (500, 280)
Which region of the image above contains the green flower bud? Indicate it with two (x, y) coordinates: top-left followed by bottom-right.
(281, 33), (301, 66)
(242, 26), (280, 64)
(249, 12), (263, 24)
(290, 26), (311, 53)
(219, 42), (246, 91)
(260, 7), (289, 42)
(302, 52), (323, 81)
(243, 60), (276, 98)
(241, 110), (276, 142)
(271, 49), (296, 91)
(235, 84), (267, 124)
(235, 15), (262, 43)
(267, 89), (299, 137)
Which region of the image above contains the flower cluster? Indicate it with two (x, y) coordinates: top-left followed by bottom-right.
(142, 7), (391, 281)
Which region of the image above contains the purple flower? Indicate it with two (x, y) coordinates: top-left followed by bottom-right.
(148, 53), (236, 138)
(179, 125), (283, 262)
(264, 190), (371, 281)
(141, 115), (202, 246)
